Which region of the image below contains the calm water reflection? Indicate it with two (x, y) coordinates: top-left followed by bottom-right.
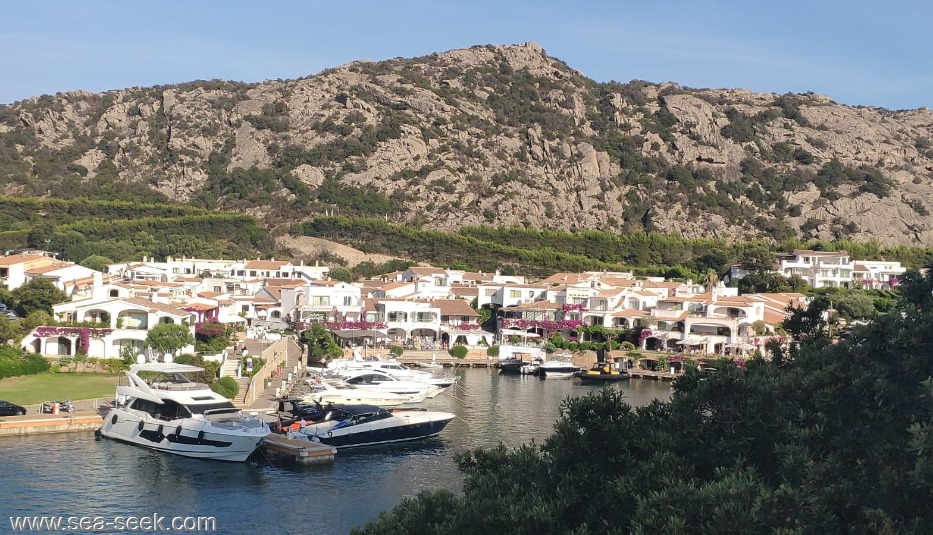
(0, 368), (671, 534)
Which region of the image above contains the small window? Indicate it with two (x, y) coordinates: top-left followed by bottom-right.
(109, 289), (119, 297)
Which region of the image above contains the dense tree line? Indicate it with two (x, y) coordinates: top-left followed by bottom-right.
(355, 266), (933, 534)
(300, 216), (933, 281)
(0, 196), (276, 263)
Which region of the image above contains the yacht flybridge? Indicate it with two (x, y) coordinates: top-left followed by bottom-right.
(99, 363), (270, 462)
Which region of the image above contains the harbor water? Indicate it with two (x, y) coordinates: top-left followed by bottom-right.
(0, 368), (671, 534)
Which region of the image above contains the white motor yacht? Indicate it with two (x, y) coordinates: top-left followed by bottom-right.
(302, 378), (421, 407)
(340, 369), (446, 399)
(99, 363), (270, 462)
(329, 358), (458, 388)
(538, 354), (581, 378)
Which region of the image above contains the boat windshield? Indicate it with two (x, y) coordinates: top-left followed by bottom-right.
(186, 401), (236, 414)
(147, 372), (208, 391)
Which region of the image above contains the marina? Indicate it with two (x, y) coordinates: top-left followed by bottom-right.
(0, 367), (671, 534)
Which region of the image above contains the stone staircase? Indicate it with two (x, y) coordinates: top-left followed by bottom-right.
(220, 357), (240, 378)
(232, 377), (252, 408)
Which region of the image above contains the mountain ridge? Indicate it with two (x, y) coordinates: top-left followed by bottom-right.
(2, 42), (932, 245)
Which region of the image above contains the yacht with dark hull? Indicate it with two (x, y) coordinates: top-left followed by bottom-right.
(286, 404), (455, 449)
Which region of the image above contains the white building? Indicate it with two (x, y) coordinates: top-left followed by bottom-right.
(777, 249), (854, 288)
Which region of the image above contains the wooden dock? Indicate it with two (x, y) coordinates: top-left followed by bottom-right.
(0, 412), (103, 437)
(401, 357), (491, 369)
(260, 434), (336, 465)
(627, 370), (678, 381)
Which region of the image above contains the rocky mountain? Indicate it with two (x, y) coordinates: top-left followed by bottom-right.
(2, 42), (933, 244)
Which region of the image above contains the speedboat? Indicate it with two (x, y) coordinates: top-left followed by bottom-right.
(330, 358), (458, 388)
(538, 355), (580, 378)
(99, 363), (270, 462)
(341, 369), (444, 399)
(520, 358), (542, 376)
(575, 362), (630, 382)
(496, 357), (527, 375)
(302, 378), (417, 407)
(543, 370), (577, 379)
(286, 404), (455, 449)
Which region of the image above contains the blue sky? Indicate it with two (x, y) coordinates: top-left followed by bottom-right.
(2, 1), (930, 110)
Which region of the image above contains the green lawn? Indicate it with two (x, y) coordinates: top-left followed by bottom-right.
(0, 373), (119, 405)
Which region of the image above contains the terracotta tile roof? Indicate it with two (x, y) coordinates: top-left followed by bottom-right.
(0, 254), (55, 267)
(264, 277), (305, 287)
(600, 277), (637, 287)
(596, 289), (623, 298)
(261, 287), (283, 300)
(25, 264), (72, 275)
(185, 303), (216, 311)
(431, 299), (480, 317)
(642, 281), (682, 289)
(198, 291), (224, 298)
(380, 281), (411, 291)
(539, 273), (584, 285)
(449, 286), (478, 298)
(244, 260), (289, 270)
(462, 272), (494, 281)
(123, 298), (191, 317)
(174, 276), (202, 282)
(763, 308), (788, 324)
(407, 266), (446, 275)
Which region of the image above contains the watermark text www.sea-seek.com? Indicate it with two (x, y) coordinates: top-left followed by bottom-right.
(9, 514), (217, 532)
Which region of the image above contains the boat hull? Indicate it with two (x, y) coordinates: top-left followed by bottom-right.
(543, 371), (577, 379)
(575, 372), (631, 382)
(496, 358), (526, 375)
(292, 411), (454, 449)
(99, 409), (269, 462)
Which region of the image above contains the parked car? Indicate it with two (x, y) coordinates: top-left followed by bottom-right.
(0, 400), (26, 416)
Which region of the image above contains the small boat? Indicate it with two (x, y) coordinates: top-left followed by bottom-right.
(496, 357), (527, 375)
(286, 404), (455, 449)
(543, 370), (577, 379)
(575, 362), (630, 382)
(538, 354), (580, 378)
(99, 363), (270, 462)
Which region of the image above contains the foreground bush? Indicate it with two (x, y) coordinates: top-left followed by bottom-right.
(448, 345), (468, 359)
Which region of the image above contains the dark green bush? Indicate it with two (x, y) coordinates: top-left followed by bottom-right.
(486, 345), (500, 357)
(389, 345), (404, 358)
(211, 376), (239, 399)
(449, 345), (468, 359)
(0, 347), (50, 379)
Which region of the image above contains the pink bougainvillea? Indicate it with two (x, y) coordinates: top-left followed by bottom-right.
(323, 320), (388, 330)
(501, 318), (582, 331)
(34, 326), (113, 339)
(637, 329), (653, 345)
